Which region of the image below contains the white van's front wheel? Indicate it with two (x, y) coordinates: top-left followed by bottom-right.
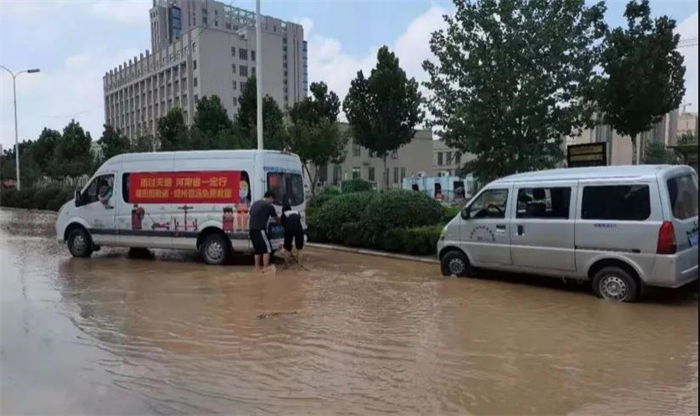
(67, 227), (93, 258)
(441, 251), (471, 277)
(592, 267), (639, 302)
(201, 233), (230, 265)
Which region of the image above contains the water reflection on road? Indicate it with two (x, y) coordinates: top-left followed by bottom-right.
(1, 209), (697, 415)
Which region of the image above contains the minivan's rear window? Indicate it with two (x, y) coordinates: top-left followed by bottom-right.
(582, 185), (650, 221)
(667, 174), (698, 220)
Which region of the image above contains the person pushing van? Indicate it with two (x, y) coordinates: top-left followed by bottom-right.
(281, 203), (305, 268)
(249, 191), (279, 272)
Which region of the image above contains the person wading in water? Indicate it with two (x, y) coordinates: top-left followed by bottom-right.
(248, 191), (279, 273)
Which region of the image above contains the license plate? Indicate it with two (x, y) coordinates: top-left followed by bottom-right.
(689, 231), (699, 247)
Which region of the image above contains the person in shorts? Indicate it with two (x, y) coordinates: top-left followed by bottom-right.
(281, 203), (305, 267)
(248, 191), (279, 272)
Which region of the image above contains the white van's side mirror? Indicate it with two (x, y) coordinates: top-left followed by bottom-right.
(74, 190), (81, 207)
(461, 206), (471, 220)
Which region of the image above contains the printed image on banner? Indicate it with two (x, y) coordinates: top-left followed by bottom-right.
(129, 171), (241, 204)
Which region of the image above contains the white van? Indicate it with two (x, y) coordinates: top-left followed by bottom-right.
(438, 165), (699, 302)
(55, 150), (305, 265)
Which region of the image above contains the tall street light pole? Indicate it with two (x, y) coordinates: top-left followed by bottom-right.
(0, 66), (40, 191)
(255, 0), (263, 150)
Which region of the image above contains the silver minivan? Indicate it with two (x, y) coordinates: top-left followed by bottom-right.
(437, 165), (699, 302)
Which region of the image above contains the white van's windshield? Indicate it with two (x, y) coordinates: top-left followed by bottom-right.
(667, 174), (698, 220)
(267, 172), (304, 206)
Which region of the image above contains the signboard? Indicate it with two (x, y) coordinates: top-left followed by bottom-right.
(567, 143), (607, 168)
(129, 171), (241, 204)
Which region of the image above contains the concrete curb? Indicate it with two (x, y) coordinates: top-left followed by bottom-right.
(307, 242), (440, 265)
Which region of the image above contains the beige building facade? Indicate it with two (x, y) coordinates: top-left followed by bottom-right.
(103, 0), (307, 139)
(566, 110), (695, 165)
(309, 124), (434, 190)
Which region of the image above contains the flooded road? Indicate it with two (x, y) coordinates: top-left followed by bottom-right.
(1, 208), (697, 415)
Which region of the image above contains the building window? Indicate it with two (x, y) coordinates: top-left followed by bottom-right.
(232, 64), (236, 73)
(193, 59), (197, 70)
(231, 46), (236, 56)
(446, 151), (452, 165)
(353, 141), (361, 157)
(437, 152), (443, 166)
(368, 167), (375, 182)
(455, 152), (462, 165)
(232, 80), (237, 90)
(318, 165), (328, 183)
(239, 48), (248, 60)
(240, 81), (246, 91)
(352, 167), (361, 179)
(240, 66), (248, 77)
(194, 94), (199, 102)
(193, 77), (198, 87)
(393, 167), (399, 184)
(251, 50), (256, 61)
(391, 149), (398, 159)
(401, 168), (406, 181)
(333, 165), (342, 186)
(252, 67), (256, 74)
(233, 97), (237, 107)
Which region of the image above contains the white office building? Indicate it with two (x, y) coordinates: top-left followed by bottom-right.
(103, 0), (307, 139)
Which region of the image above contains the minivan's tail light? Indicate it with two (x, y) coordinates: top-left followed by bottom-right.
(657, 221), (677, 254)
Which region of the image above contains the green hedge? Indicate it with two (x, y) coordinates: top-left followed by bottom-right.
(0, 186), (74, 211)
(308, 186), (341, 209)
(307, 189), (445, 256)
(341, 178), (374, 193)
(362, 190), (443, 246)
(443, 205), (462, 224)
(313, 191), (377, 242)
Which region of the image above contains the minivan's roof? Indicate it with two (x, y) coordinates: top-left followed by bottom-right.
(102, 149), (297, 168)
(491, 165), (693, 184)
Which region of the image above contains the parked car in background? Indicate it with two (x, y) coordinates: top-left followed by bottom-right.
(438, 165), (699, 302)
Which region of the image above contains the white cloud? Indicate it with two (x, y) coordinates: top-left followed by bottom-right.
(302, 4), (448, 112)
(91, 0), (151, 28)
(676, 12), (698, 112)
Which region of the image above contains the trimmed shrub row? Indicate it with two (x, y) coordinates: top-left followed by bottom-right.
(0, 187), (75, 212)
(308, 189), (446, 256)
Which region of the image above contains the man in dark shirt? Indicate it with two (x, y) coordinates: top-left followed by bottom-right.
(281, 203), (305, 268)
(249, 191), (279, 272)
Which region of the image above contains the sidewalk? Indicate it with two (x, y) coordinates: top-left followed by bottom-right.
(307, 242), (440, 265)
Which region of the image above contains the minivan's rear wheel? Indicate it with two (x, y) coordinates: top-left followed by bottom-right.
(592, 267), (639, 302)
(67, 227), (93, 258)
(201, 233), (230, 265)
(441, 250), (471, 277)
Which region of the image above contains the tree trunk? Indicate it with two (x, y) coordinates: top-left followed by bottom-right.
(383, 156), (388, 190)
(631, 134), (639, 165)
(304, 163), (317, 197)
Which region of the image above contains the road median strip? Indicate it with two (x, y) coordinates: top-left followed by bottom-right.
(307, 242), (439, 265)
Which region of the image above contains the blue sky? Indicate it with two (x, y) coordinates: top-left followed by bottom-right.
(0, 0), (697, 149)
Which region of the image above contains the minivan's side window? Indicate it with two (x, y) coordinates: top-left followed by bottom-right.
(469, 189), (509, 219)
(267, 172), (304, 206)
(517, 187), (571, 219)
(582, 185), (650, 221)
(122, 173), (130, 202)
(80, 174), (114, 206)
(667, 174), (698, 220)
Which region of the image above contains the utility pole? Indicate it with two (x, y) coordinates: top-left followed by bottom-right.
(255, 0), (263, 150)
(0, 66), (40, 190)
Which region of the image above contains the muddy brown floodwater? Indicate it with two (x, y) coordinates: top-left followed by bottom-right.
(1, 208), (697, 415)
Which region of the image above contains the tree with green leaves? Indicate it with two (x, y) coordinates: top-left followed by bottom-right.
(32, 128), (60, 175)
(132, 134), (157, 153)
(49, 120), (94, 178)
(288, 82), (347, 195)
(157, 107), (190, 151)
(190, 95), (234, 149)
(423, 0), (607, 182)
(677, 131), (697, 146)
(0, 141), (42, 186)
(644, 141), (677, 164)
(598, 0), (686, 164)
(98, 124), (131, 162)
(235, 76), (288, 150)
(344, 46), (423, 189)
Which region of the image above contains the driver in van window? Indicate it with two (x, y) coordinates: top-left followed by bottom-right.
(98, 176), (114, 207)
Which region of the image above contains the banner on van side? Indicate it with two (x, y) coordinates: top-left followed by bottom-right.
(129, 171), (241, 204)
